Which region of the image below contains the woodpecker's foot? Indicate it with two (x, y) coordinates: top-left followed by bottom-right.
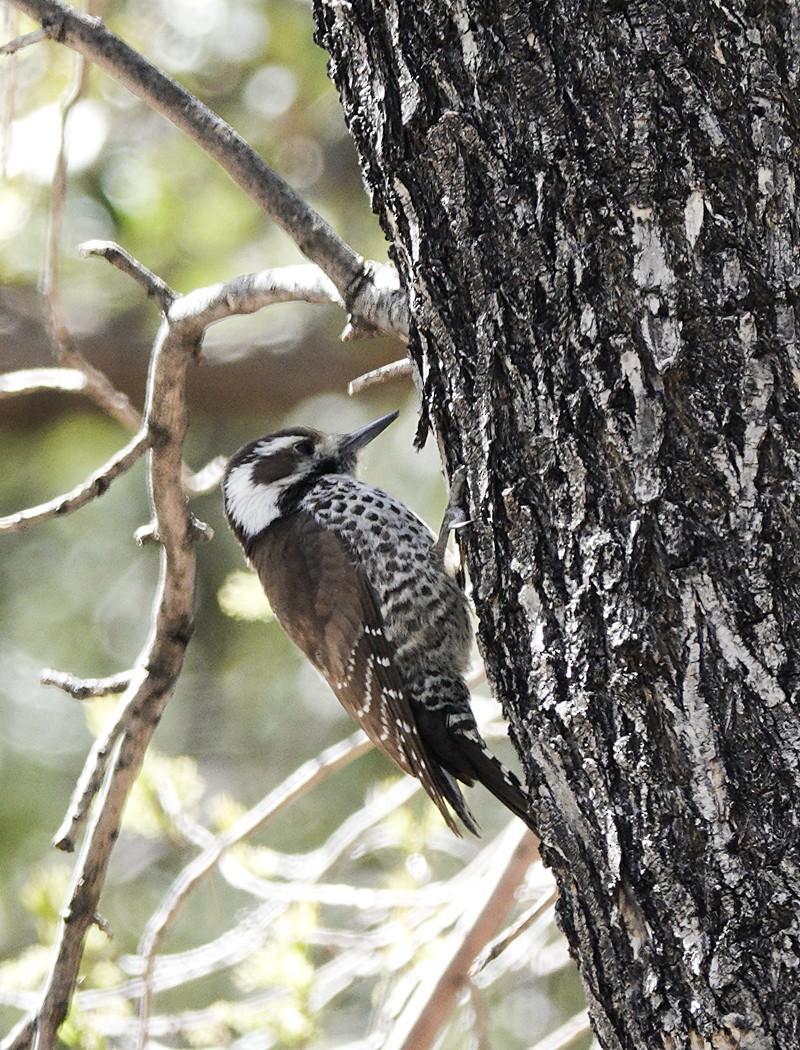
(433, 466), (470, 560)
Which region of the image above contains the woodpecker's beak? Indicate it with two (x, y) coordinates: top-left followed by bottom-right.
(337, 411), (399, 456)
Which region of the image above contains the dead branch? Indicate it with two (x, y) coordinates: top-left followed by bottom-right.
(79, 774), (422, 1013)
(527, 1010), (592, 1050)
(0, 236), (396, 1048)
(183, 459), (226, 498)
(471, 887), (559, 975)
(0, 259), (357, 535)
(134, 730), (373, 1049)
(169, 263), (343, 323)
(348, 357), (413, 396)
(0, 429), (150, 534)
(0, 24), (54, 55)
(36, 39), (144, 437)
(40, 669), (133, 700)
(4, 0), (409, 338)
(383, 823), (540, 1050)
(0, 367), (87, 397)
(79, 240), (176, 311)
(7, 303), (201, 1048)
(4, 306), (193, 1049)
(43, 39), (88, 360)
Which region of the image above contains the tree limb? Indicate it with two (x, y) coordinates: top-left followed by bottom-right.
(0, 23), (53, 54)
(40, 668), (133, 700)
(134, 730), (373, 1049)
(0, 236), (408, 1047)
(2, 321), (196, 1050)
(0, 429), (150, 534)
(4, 0), (409, 337)
(79, 240), (175, 310)
(383, 823), (540, 1050)
(348, 357), (412, 396)
(0, 367), (88, 397)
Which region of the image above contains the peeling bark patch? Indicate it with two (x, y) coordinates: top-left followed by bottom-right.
(619, 348), (664, 503)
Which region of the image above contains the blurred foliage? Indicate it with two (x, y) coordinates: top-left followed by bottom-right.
(0, 1), (591, 1047)
(1, 0), (388, 303)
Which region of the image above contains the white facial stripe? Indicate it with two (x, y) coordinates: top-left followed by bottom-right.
(254, 435), (304, 456)
(224, 462), (294, 537)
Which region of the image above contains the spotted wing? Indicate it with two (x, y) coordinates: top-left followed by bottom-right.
(252, 512), (471, 834)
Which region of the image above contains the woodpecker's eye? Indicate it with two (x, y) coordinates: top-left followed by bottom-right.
(295, 438), (315, 456)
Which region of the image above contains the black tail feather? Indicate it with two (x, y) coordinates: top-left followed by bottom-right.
(410, 688), (536, 835)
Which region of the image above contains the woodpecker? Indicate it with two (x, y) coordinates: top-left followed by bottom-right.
(222, 410), (534, 836)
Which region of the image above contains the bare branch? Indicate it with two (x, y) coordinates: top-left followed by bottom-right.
(41, 668), (133, 700)
(526, 1010), (592, 1050)
(79, 775), (421, 1012)
(79, 240), (176, 311)
(0, 429), (150, 534)
(42, 41), (88, 358)
(0, 261), (342, 525)
(1, 6), (17, 175)
(383, 824), (540, 1050)
(29, 731), (126, 1049)
(0, 357), (140, 430)
(167, 263), (343, 327)
(348, 357), (413, 396)
(6, 311), (203, 1050)
(5, 0), (409, 337)
(134, 730), (373, 1048)
(0, 362), (143, 479)
(217, 868), (454, 909)
(470, 887), (558, 975)
(0, 367), (87, 397)
(182, 455), (227, 496)
(0, 24), (54, 55)
(50, 664), (151, 854)
(32, 63), (146, 435)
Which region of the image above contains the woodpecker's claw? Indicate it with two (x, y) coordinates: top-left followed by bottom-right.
(433, 466), (470, 560)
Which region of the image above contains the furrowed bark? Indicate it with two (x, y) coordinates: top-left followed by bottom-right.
(314, 2), (800, 1047)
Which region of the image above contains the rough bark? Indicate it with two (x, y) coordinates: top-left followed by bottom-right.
(314, 2), (800, 1048)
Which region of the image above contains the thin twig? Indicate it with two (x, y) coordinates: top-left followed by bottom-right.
(79, 240), (176, 311)
(470, 887), (558, 975)
(465, 981), (491, 1050)
(0, 429), (150, 534)
(348, 357), (412, 396)
(5, 0), (408, 338)
(526, 1010), (592, 1050)
(51, 668), (148, 852)
(216, 869), (454, 910)
(41, 669), (133, 700)
(383, 824), (540, 1050)
(1, 6), (19, 174)
(155, 776), (215, 851)
(0, 24), (54, 54)
(31, 732), (125, 1050)
(134, 730), (373, 1049)
(0, 367), (87, 397)
(74, 775), (420, 1011)
(182, 455), (228, 496)
(36, 47), (144, 435)
(43, 41), (89, 360)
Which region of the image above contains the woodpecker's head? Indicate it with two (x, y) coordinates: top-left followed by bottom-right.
(222, 410), (398, 542)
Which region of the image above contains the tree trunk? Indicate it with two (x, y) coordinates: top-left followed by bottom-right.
(314, 2), (800, 1048)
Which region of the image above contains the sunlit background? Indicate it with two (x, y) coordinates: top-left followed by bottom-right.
(0, 1), (591, 1046)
